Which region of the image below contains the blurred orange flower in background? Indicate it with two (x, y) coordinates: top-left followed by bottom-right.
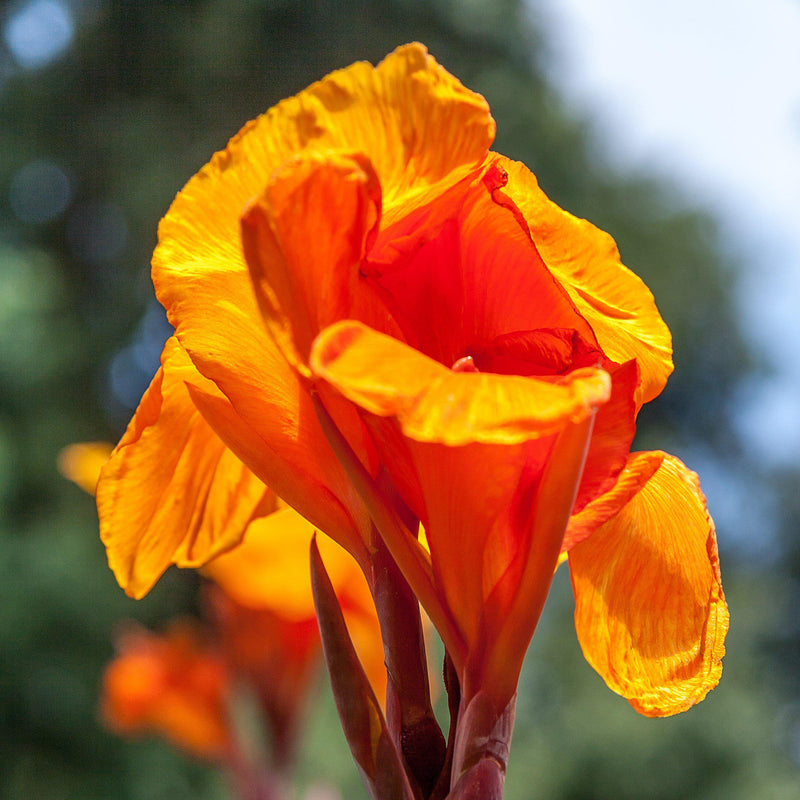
(94, 41), (727, 730)
(202, 506), (386, 764)
(101, 622), (231, 760)
(61, 442), (385, 767)
(57, 442), (113, 495)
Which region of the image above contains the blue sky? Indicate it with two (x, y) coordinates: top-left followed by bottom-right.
(533, 0), (800, 468)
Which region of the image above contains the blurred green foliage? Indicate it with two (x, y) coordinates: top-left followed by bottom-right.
(0, 1), (798, 798)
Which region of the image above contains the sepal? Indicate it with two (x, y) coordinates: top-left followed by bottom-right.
(310, 537), (416, 800)
(448, 690), (515, 800)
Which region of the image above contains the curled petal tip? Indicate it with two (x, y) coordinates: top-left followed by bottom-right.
(569, 453), (728, 716)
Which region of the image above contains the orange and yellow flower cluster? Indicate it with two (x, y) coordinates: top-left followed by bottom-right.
(88, 44), (728, 800)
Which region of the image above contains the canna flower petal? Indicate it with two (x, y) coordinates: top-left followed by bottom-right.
(568, 453), (728, 716)
(181, 353), (374, 562)
(570, 358), (639, 517)
(311, 320), (610, 446)
(153, 42), (493, 371)
(312, 319), (610, 701)
(152, 162), (380, 561)
(478, 416), (597, 703)
(496, 156), (673, 406)
(563, 449), (664, 553)
(365, 161), (599, 370)
(241, 151), (387, 372)
(154, 43), (490, 300)
(97, 337), (274, 598)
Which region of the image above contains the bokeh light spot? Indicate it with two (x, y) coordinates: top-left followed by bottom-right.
(3, 0), (74, 70)
(66, 201), (128, 265)
(8, 159), (71, 224)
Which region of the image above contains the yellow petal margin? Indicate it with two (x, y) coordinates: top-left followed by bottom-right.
(310, 320), (611, 446)
(497, 156), (673, 407)
(97, 338), (273, 598)
(568, 453), (728, 716)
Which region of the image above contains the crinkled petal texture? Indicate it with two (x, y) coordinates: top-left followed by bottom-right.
(104, 40), (724, 719)
(97, 337), (275, 598)
(149, 43), (496, 561)
(152, 40), (494, 362)
(241, 152), (388, 371)
(155, 43), (492, 282)
(312, 322), (610, 446)
(151, 239), (374, 559)
(568, 453), (728, 717)
(563, 449), (663, 553)
(497, 156), (673, 407)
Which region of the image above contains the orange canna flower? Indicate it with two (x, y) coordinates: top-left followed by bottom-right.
(97, 43), (727, 724)
(101, 622), (231, 760)
(202, 506), (387, 763)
